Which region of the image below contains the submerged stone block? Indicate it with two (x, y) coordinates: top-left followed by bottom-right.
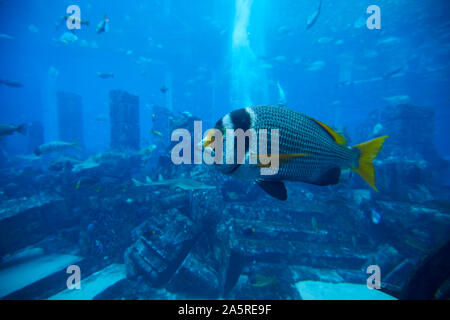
(57, 91), (84, 146)
(166, 251), (221, 298)
(0, 194), (73, 256)
(109, 90), (140, 150)
(124, 209), (198, 287)
(227, 263), (301, 300)
(165, 213), (229, 298)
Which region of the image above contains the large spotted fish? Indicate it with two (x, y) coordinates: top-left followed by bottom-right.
(203, 105), (387, 200)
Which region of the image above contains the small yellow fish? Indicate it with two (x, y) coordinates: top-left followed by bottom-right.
(250, 274), (277, 287)
(75, 180), (81, 190)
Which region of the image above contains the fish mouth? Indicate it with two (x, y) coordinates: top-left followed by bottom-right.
(201, 129), (216, 148)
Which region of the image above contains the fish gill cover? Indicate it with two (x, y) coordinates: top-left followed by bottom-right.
(0, 0), (449, 302)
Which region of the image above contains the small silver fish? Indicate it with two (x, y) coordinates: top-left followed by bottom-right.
(306, 0), (322, 30)
(0, 123), (26, 137)
(97, 72), (114, 79)
(35, 141), (81, 155)
(371, 209), (382, 224)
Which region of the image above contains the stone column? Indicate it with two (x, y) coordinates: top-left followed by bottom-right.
(109, 90), (140, 150)
(27, 121), (44, 154)
(152, 105), (171, 136)
(57, 91), (84, 146)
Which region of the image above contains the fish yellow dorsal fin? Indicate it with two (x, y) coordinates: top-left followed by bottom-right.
(310, 118), (347, 146)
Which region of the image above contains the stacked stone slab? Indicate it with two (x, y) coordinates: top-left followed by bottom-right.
(124, 209), (200, 287)
(109, 90), (140, 150)
(0, 194), (72, 256)
(57, 91), (84, 146)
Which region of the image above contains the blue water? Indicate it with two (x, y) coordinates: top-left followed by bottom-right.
(1, 0), (449, 154)
(0, 0), (449, 300)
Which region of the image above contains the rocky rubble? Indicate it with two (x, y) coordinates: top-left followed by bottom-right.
(0, 104), (449, 299)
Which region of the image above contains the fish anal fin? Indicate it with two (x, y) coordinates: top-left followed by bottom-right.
(310, 118), (347, 146)
(354, 162), (377, 191)
(256, 180), (287, 201)
(311, 167), (341, 186)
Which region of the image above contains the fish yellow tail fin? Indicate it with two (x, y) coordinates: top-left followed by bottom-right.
(352, 136), (388, 191)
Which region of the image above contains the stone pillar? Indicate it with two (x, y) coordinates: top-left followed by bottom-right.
(152, 105), (171, 136)
(109, 90), (140, 150)
(354, 104), (445, 194)
(357, 104), (437, 161)
(57, 91), (84, 146)
(27, 121), (44, 154)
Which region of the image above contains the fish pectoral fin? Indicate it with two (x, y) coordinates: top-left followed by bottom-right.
(310, 118), (347, 146)
(278, 153), (309, 165)
(311, 167), (341, 186)
(252, 153), (309, 167)
(255, 180), (287, 201)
